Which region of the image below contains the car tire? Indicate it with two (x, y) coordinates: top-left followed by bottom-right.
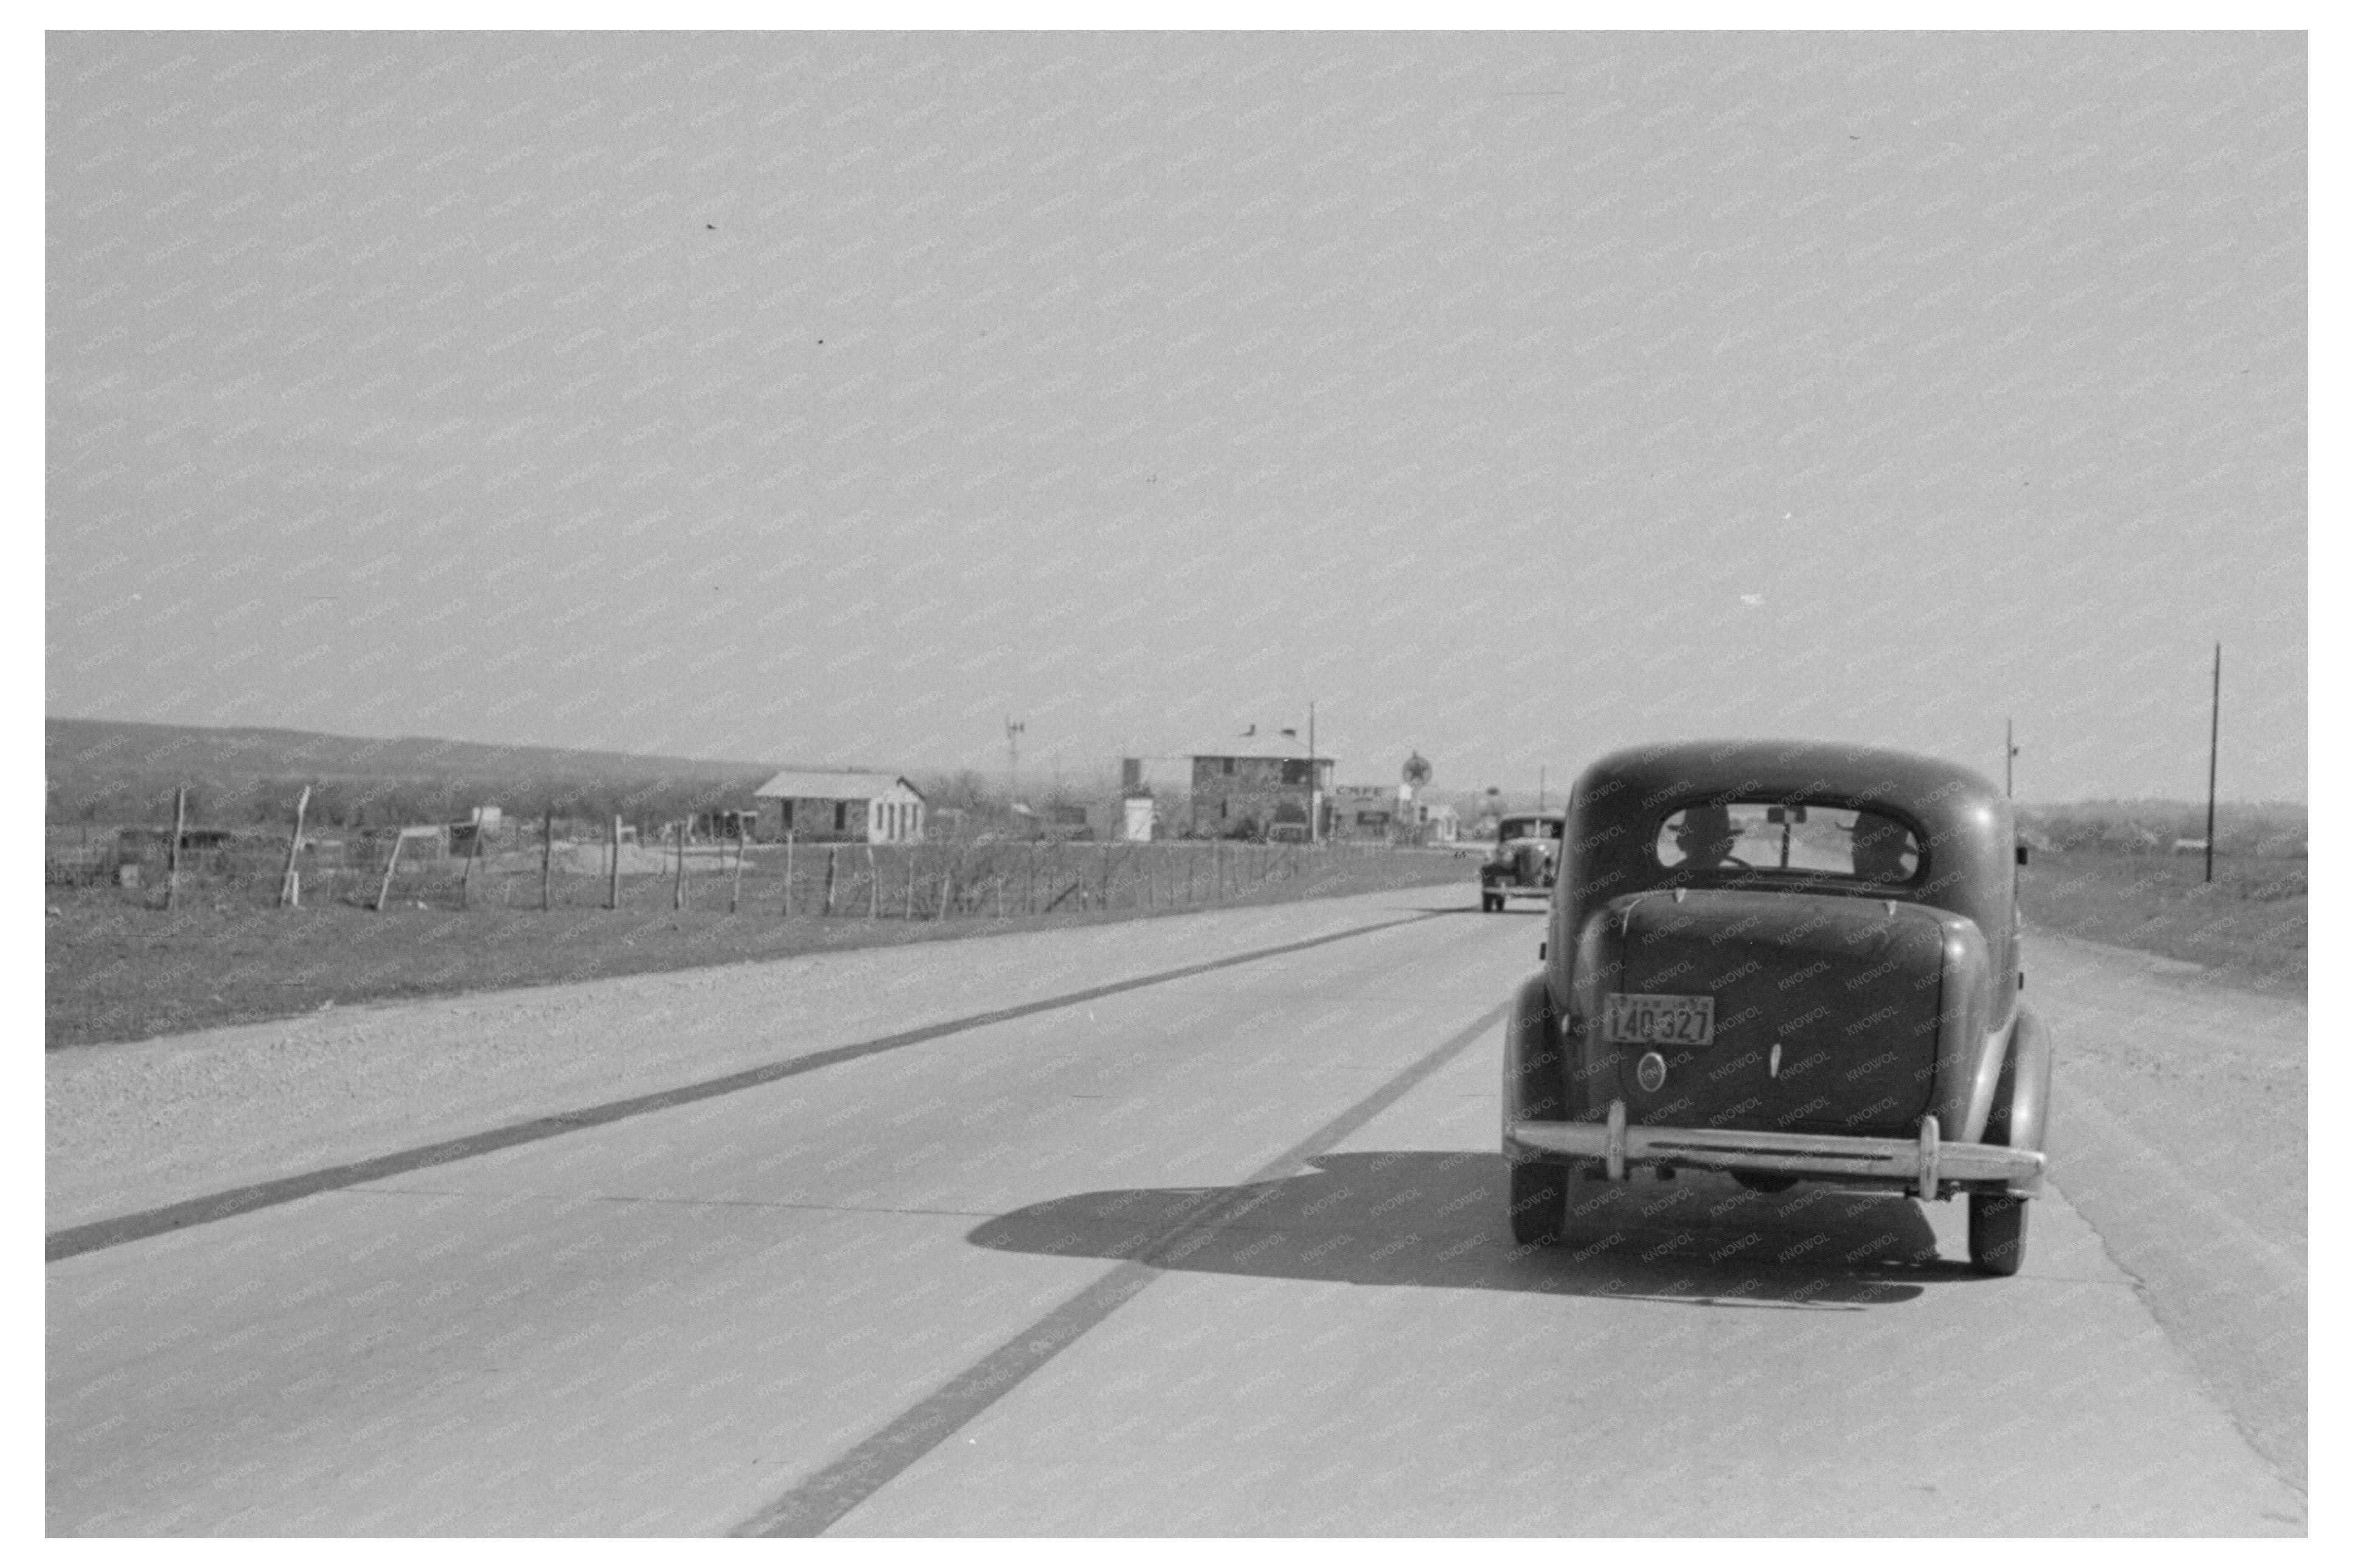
(1731, 1172), (1798, 1195)
(1508, 1161), (1568, 1246)
(1967, 1192), (2028, 1276)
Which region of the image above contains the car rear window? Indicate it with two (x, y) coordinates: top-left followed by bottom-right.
(1500, 818), (1563, 840)
(1654, 803), (1920, 883)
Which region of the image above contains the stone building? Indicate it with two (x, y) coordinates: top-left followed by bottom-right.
(1183, 738), (1335, 840)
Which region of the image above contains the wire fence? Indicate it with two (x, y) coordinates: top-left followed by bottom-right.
(47, 822), (1423, 921)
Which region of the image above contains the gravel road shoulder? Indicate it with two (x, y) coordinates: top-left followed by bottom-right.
(47, 888), (1464, 1232)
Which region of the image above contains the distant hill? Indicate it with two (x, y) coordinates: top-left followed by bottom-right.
(47, 718), (778, 785)
(44, 718), (798, 830)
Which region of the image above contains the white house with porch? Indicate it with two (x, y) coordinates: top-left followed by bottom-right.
(751, 769), (926, 844)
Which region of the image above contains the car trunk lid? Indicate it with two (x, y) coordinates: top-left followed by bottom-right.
(1577, 889), (1953, 1139)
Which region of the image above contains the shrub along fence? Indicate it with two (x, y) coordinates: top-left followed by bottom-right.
(54, 811), (1422, 921)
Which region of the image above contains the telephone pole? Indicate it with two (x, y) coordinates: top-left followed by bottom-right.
(2006, 718), (2018, 799)
(2204, 644), (2221, 885)
(1306, 700), (1318, 845)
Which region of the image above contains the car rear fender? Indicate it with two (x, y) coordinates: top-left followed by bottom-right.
(1982, 1003), (2054, 1156)
(1563, 895), (1651, 1113)
(1501, 973), (1577, 1128)
(1924, 912), (1997, 1140)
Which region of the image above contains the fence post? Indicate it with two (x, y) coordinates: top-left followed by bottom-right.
(279, 785), (311, 909)
(866, 842), (878, 919)
(608, 815), (622, 911)
(540, 808), (555, 911)
(375, 831), (405, 912)
(165, 786), (186, 911)
(1100, 844), (1112, 909)
(783, 831), (794, 917)
(935, 858), (951, 921)
(672, 821), (687, 912)
(733, 828), (747, 915)
(460, 809), (483, 911)
(905, 848), (917, 919)
(822, 845), (837, 916)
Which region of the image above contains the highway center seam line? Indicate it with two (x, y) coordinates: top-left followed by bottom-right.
(727, 996), (1512, 1539)
(46, 911), (1441, 1263)
(336, 1187), (1007, 1221)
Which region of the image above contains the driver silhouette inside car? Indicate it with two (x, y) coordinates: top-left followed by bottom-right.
(1669, 803), (1743, 870)
(1849, 814), (1915, 881)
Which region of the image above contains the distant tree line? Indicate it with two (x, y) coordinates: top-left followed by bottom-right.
(2015, 801), (2306, 858)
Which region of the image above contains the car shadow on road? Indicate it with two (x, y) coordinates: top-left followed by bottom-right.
(969, 1151), (1969, 1309)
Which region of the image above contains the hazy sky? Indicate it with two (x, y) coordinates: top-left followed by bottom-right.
(46, 30), (2306, 800)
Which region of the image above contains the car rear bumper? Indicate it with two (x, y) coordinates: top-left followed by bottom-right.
(1504, 1100), (2045, 1199)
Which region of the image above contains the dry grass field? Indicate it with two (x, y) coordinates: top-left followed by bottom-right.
(48, 836), (2304, 1050)
(45, 844), (1477, 1050)
(2017, 850), (2306, 993)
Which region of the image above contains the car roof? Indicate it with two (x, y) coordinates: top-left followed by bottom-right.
(1574, 739), (2001, 833)
(1557, 737), (2018, 984)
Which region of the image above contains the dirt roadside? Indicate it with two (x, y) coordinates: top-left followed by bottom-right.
(2029, 929), (2307, 1494)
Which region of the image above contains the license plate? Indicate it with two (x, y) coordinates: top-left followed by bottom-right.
(1600, 993), (1715, 1047)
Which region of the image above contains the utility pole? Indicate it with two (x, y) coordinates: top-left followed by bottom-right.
(1538, 766), (1546, 813)
(2006, 718), (2018, 799)
(1006, 718), (1026, 804)
(1306, 699), (1317, 845)
(2205, 642), (2221, 885)
(166, 785), (186, 911)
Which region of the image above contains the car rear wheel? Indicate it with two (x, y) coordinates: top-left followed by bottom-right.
(1967, 1192), (2028, 1276)
(1732, 1172), (1798, 1194)
(1508, 1162), (1568, 1246)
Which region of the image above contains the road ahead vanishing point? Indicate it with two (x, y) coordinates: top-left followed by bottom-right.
(47, 886), (2304, 1536)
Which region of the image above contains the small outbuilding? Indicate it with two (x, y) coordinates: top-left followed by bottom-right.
(752, 769), (926, 844)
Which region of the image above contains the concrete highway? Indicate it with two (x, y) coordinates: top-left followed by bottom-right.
(46, 886), (2306, 1535)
